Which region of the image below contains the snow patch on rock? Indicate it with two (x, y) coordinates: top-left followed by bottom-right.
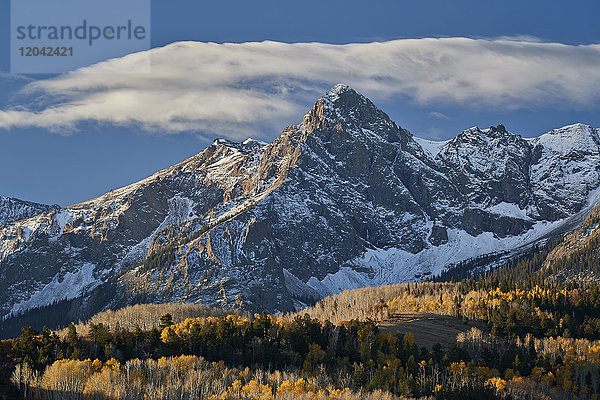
(9, 263), (99, 317)
(413, 137), (448, 158)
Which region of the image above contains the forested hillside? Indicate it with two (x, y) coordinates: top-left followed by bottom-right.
(4, 266), (600, 399)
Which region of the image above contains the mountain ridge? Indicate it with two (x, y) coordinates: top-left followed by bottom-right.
(0, 195), (54, 226)
(1, 84), (600, 322)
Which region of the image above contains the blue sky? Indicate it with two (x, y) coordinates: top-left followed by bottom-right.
(1, 0), (599, 206)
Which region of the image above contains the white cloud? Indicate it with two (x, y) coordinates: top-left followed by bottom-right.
(428, 111), (450, 120)
(1, 38), (600, 138)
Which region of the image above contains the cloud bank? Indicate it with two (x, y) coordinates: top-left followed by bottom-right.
(1, 38), (600, 138)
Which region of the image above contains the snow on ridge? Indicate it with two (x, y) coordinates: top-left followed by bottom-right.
(306, 267), (371, 297)
(212, 138), (234, 146)
(462, 126), (483, 135)
(0, 196), (52, 226)
(524, 123), (596, 140)
(51, 209), (76, 239)
(413, 137), (448, 158)
(326, 83), (351, 100)
(283, 268), (321, 300)
(305, 217), (574, 298)
(69, 137), (258, 211)
(530, 123), (599, 156)
(242, 138), (268, 146)
(485, 202), (531, 220)
(8, 263), (99, 318)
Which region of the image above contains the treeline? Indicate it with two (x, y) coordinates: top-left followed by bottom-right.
(56, 302), (243, 338)
(0, 299), (243, 341)
(10, 356), (404, 400)
(290, 284), (409, 324)
(458, 327), (600, 398)
(482, 245), (553, 286)
(434, 252), (506, 283)
(545, 231), (600, 279)
(300, 277), (600, 341)
(6, 308), (600, 398)
(3, 314), (505, 399)
(296, 243), (558, 326)
(8, 310), (600, 399)
(386, 281), (600, 340)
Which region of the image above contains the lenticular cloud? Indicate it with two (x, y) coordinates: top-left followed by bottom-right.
(1, 38), (599, 137)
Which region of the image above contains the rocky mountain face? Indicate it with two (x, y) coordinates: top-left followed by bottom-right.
(0, 196), (54, 226)
(1, 84), (600, 321)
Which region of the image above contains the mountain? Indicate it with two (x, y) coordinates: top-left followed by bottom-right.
(0, 195), (53, 226)
(539, 199), (600, 281)
(1, 84), (600, 322)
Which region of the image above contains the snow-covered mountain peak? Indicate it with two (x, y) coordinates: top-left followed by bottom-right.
(319, 84), (377, 115)
(543, 122), (596, 139)
(444, 126), (488, 148)
(532, 123), (600, 156)
(300, 85), (402, 146)
(464, 126), (482, 134)
(322, 83), (353, 101)
(209, 138), (247, 151)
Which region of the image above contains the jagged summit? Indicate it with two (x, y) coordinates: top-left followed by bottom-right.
(299, 84), (402, 145)
(0, 195), (53, 226)
(317, 84), (384, 117)
(208, 137), (266, 154)
(211, 138), (234, 146)
(322, 83), (354, 100)
(453, 124), (516, 140)
(481, 124), (513, 137)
